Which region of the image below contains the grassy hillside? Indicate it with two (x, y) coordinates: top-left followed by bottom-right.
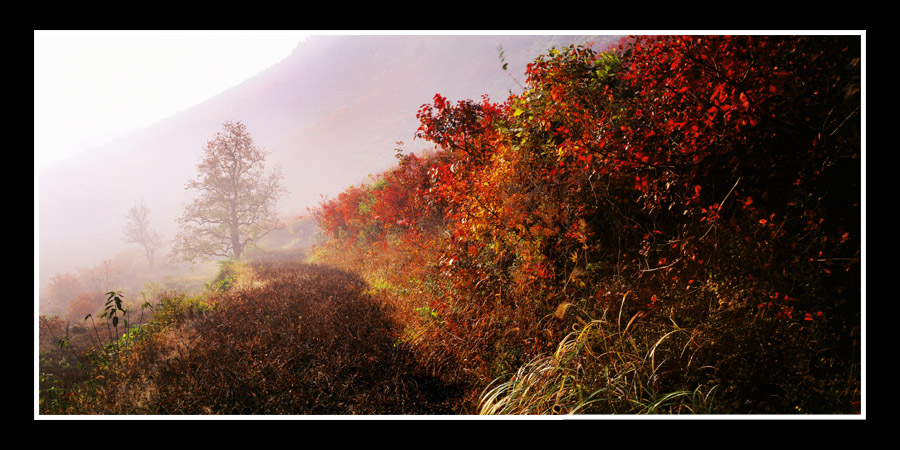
(39, 252), (464, 414)
(38, 35), (862, 416)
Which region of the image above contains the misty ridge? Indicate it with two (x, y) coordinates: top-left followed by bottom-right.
(38, 34), (610, 311)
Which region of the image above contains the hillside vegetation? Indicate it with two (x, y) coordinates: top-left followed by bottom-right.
(40, 253), (462, 414)
(38, 35), (861, 415)
(311, 35), (862, 414)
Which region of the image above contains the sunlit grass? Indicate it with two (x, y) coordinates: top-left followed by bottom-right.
(479, 301), (719, 415)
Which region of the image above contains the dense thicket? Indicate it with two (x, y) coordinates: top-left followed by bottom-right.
(314, 35), (862, 413)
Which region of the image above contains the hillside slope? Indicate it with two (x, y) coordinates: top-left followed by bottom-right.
(39, 34), (861, 416)
(63, 254), (465, 414)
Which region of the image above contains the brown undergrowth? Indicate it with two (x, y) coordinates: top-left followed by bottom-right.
(41, 252), (465, 415)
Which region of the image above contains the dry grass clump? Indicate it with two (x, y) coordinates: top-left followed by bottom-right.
(478, 304), (718, 415)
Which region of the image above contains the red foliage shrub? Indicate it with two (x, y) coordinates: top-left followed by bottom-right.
(313, 35), (861, 413)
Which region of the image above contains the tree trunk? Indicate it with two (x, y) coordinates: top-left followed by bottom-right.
(144, 245), (154, 267)
(230, 223), (243, 259)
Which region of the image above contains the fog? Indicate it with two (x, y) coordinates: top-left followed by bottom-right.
(35, 32), (615, 317)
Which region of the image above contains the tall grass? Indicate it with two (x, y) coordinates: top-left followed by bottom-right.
(478, 300), (718, 415)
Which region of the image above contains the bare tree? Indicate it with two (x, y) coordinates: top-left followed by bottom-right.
(172, 120), (286, 262)
(123, 200), (163, 266)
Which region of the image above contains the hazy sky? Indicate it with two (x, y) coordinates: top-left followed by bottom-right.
(32, 30), (620, 168)
(34, 30), (310, 167)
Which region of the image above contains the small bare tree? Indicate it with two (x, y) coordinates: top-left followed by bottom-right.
(123, 200), (163, 267)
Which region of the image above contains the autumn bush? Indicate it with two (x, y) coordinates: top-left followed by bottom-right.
(312, 35), (862, 414)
